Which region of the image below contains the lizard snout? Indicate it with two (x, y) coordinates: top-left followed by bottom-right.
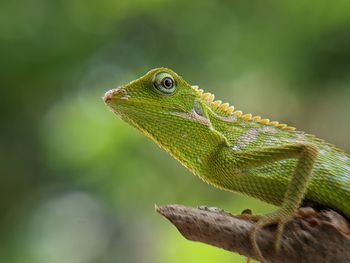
(103, 87), (129, 104)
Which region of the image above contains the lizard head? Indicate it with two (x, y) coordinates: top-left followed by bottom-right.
(103, 67), (228, 174)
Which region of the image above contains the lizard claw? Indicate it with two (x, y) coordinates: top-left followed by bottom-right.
(250, 211), (290, 262)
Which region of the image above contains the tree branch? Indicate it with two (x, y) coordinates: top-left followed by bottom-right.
(156, 204), (350, 263)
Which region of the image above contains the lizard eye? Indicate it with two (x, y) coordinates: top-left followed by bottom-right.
(153, 72), (176, 95)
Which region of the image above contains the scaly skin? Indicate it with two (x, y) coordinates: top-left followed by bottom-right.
(104, 68), (350, 261)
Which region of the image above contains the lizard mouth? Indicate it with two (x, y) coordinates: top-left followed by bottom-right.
(103, 87), (129, 105)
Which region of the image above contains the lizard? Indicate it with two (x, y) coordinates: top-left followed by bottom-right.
(103, 67), (350, 262)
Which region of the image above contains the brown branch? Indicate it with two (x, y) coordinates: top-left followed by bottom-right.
(156, 204), (350, 263)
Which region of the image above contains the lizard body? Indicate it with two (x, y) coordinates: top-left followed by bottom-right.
(104, 68), (350, 260)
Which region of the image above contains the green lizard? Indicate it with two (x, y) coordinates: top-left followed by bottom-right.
(103, 68), (350, 261)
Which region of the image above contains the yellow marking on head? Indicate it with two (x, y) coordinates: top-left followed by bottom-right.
(219, 103), (230, 111)
(269, 121), (279, 126)
(191, 85), (199, 90)
(252, 116), (261, 121)
(242, 114), (253, 121)
(202, 92), (215, 102)
(197, 89), (204, 95)
(226, 106), (235, 114)
(202, 92), (211, 101)
(284, 126), (296, 131)
(260, 119), (270, 125)
(234, 110), (243, 117)
(212, 100), (222, 108)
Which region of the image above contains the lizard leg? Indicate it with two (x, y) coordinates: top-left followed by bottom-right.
(246, 144), (319, 261)
(211, 143), (319, 261)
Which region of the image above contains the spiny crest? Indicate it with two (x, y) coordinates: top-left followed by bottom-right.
(191, 85), (296, 131)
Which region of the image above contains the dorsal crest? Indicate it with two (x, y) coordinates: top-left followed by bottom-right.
(191, 85), (296, 131)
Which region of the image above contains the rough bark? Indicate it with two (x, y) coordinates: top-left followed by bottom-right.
(156, 204), (350, 263)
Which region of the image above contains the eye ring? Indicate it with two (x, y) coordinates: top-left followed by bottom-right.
(153, 72), (176, 95)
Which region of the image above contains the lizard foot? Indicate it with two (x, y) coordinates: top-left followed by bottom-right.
(250, 211), (290, 262)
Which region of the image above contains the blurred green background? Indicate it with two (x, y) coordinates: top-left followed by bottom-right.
(1, 0), (350, 262)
